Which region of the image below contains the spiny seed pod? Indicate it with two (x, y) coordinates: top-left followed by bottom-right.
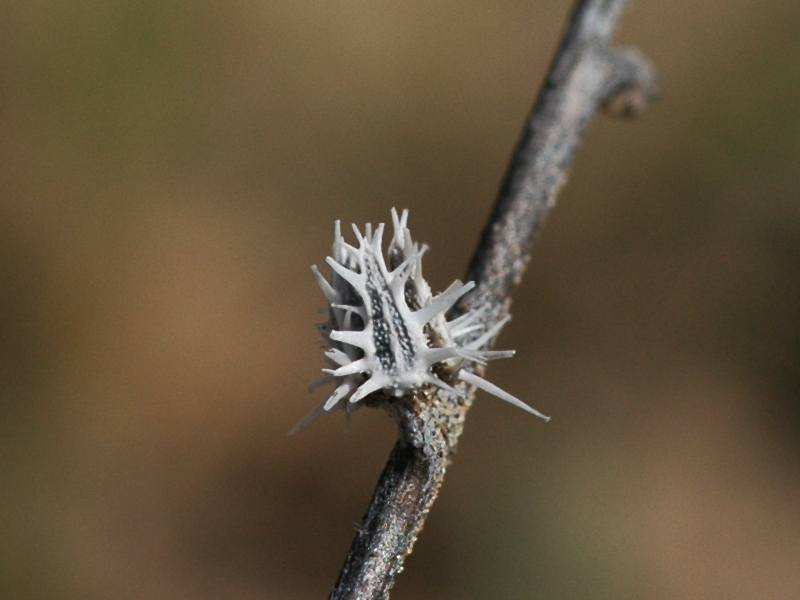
(289, 208), (549, 434)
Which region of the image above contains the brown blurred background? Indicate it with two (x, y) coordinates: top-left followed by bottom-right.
(1, 1), (799, 599)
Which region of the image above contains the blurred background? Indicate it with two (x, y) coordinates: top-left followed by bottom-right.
(1, 1), (799, 598)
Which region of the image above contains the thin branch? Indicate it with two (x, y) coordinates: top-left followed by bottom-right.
(329, 1), (658, 598)
(464, 2), (658, 313)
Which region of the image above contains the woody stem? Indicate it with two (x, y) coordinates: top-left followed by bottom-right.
(329, 1), (657, 598)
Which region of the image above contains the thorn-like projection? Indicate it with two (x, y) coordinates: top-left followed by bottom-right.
(458, 370), (550, 421)
(289, 208), (549, 433)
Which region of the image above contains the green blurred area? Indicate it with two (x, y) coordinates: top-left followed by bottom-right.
(1, 1), (799, 599)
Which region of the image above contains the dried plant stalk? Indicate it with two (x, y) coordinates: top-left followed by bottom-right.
(326, 1), (658, 598)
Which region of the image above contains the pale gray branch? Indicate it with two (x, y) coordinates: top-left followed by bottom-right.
(329, 1), (657, 598)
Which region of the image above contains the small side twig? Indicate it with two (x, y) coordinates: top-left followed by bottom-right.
(329, 1), (658, 598)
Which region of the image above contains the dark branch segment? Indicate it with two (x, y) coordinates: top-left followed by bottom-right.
(329, 0), (657, 597)
(329, 440), (445, 600)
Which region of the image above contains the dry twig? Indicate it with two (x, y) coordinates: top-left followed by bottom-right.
(329, 1), (658, 598)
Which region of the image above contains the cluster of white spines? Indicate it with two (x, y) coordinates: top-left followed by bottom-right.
(289, 208), (548, 434)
